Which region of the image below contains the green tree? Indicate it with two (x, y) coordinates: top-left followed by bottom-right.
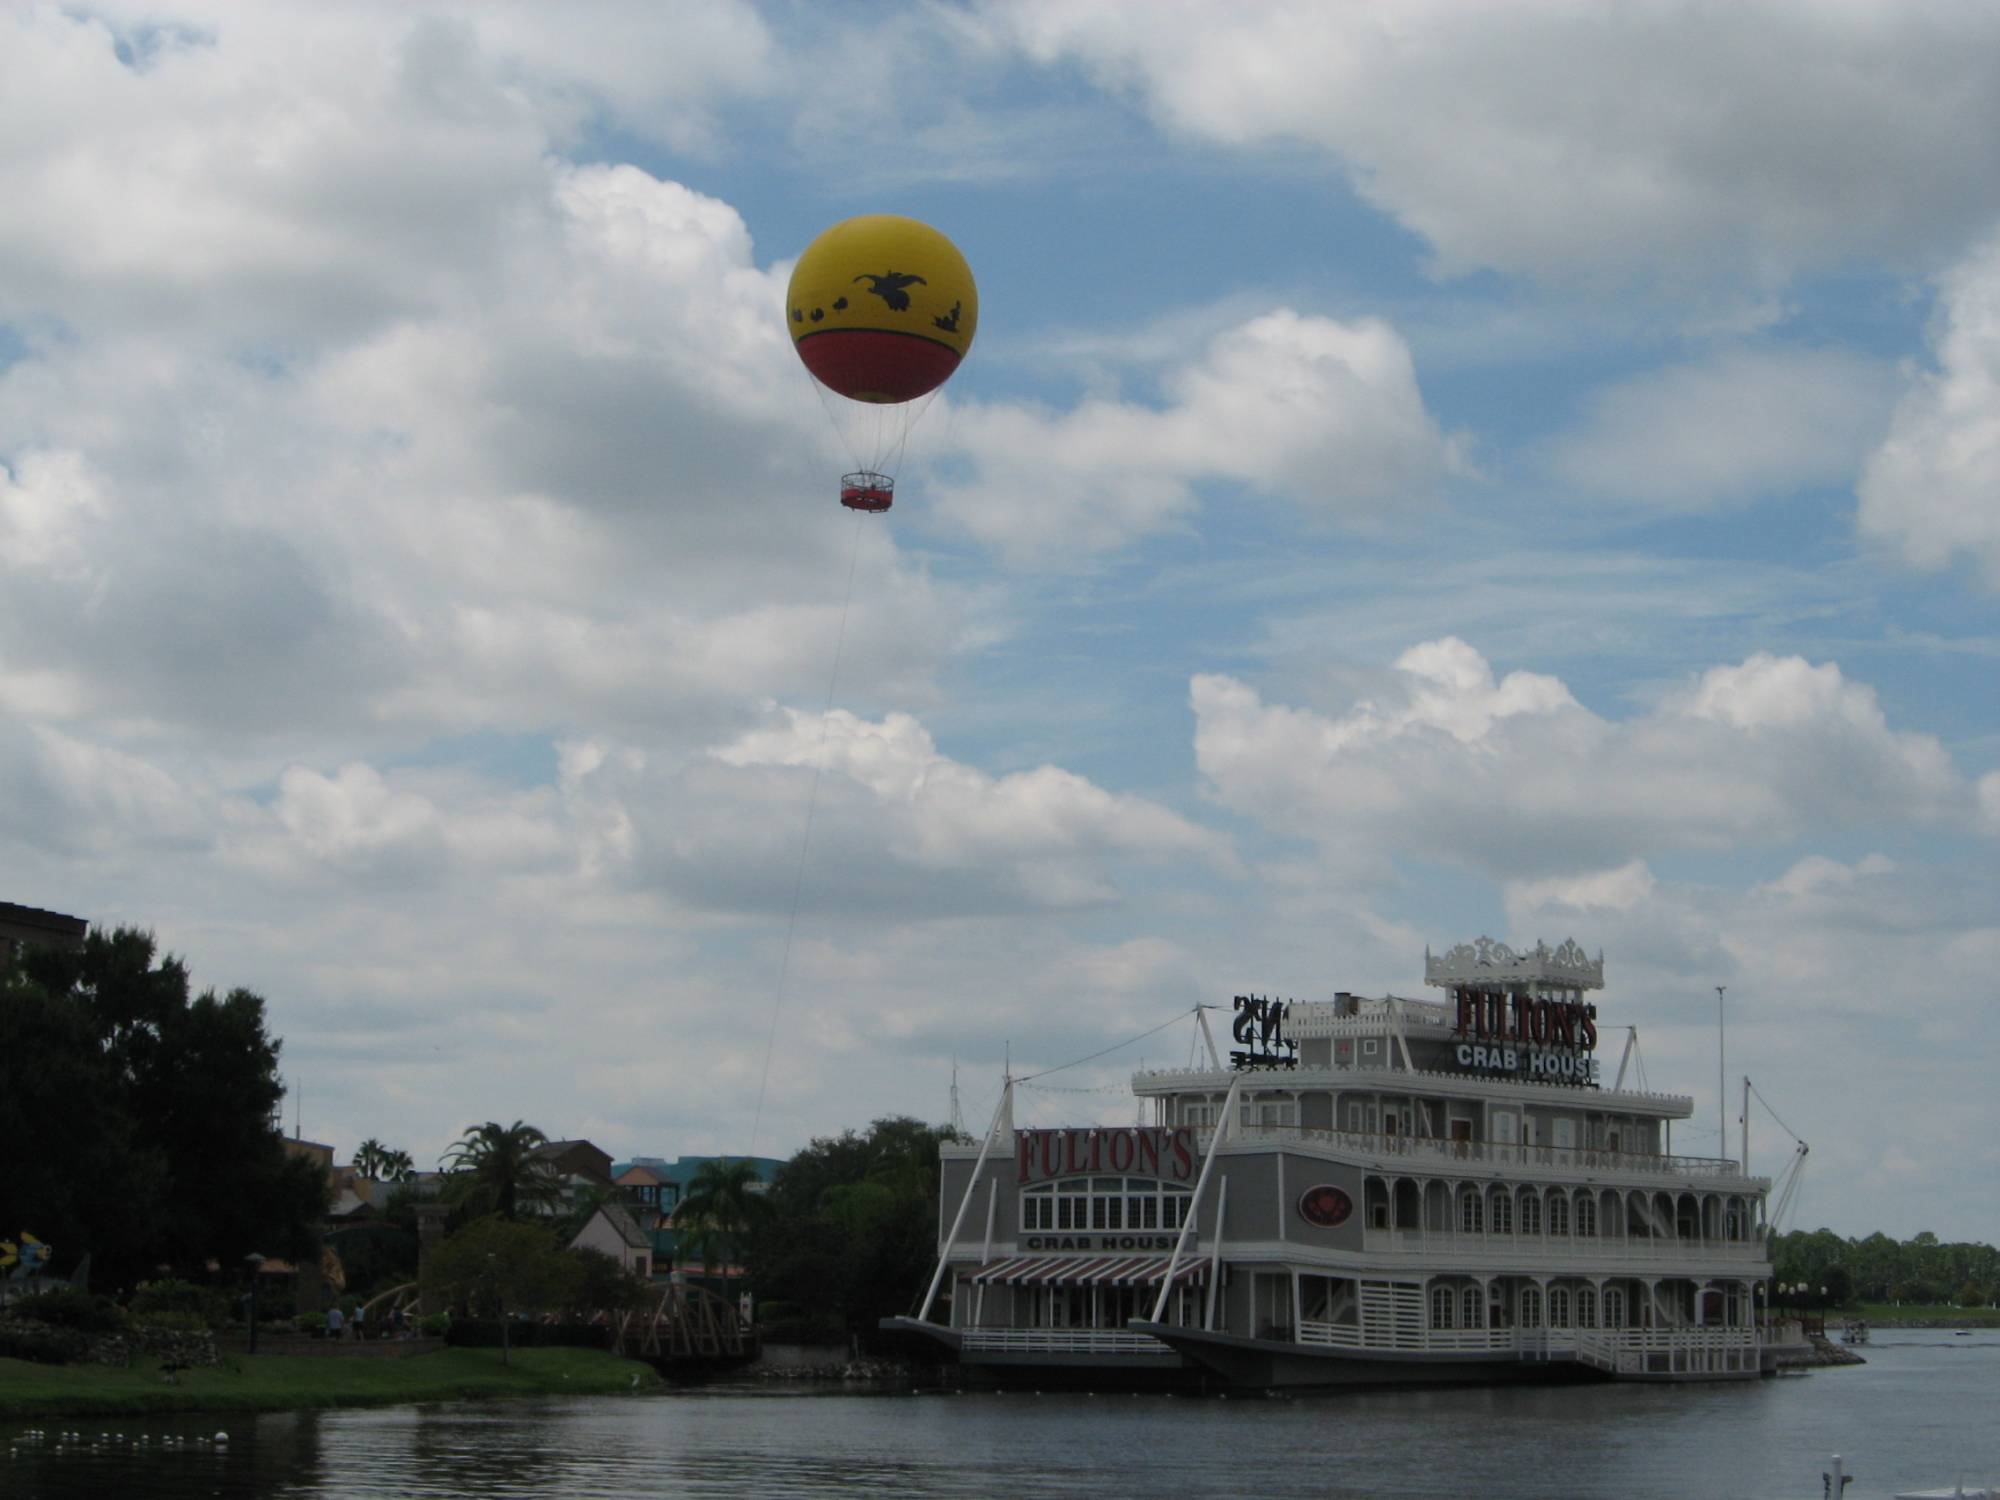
(0, 963), (161, 1281)
(353, 1140), (415, 1184)
(354, 1139), (391, 1179)
(676, 1159), (768, 1278)
(559, 1246), (652, 1319)
(418, 1216), (570, 1365)
(442, 1121), (563, 1222)
(5, 927), (328, 1289)
(746, 1117), (955, 1339)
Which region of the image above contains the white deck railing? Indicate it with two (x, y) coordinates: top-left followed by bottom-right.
(1133, 1064), (1693, 1110)
(1210, 1124), (1762, 1185)
(1294, 1320), (1757, 1362)
(1360, 1229), (1768, 1266)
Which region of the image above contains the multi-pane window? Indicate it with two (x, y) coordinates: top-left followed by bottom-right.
(1461, 1287), (1481, 1328)
(1021, 1178), (1193, 1234)
(1576, 1287), (1598, 1329)
(1489, 1189), (1513, 1235)
(1431, 1286), (1455, 1329)
(1519, 1286), (1543, 1329)
(1239, 1095), (1299, 1128)
(1575, 1194), (1597, 1237)
(1604, 1287), (1626, 1329)
(1547, 1193), (1570, 1236)
(1518, 1189), (1542, 1236)
(1459, 1188), (1484, 1234)
(1548, 1287), (1571, 1329)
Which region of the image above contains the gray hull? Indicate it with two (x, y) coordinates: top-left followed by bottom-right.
(1129, 1322), (1604, 1391)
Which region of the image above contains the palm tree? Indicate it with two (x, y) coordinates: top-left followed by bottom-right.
(353, 1138), (391, 1180)
(379, 1147), (415, 1184)
(442, 1121), (563, 1221)
(675, 1159), (767, 1278)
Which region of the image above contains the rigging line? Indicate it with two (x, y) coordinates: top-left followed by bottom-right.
(1747, 1080), (1805, 1144)
(1015, 1006), (1201, 1085)
(748, 506), (868, 1160)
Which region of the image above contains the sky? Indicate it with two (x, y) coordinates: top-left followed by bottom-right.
(3, 0), (1997, 1245)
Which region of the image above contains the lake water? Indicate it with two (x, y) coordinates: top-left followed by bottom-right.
(6, 1332), (1996, 1499)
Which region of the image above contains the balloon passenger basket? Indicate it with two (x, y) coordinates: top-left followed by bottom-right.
(840, 472), (894, 513)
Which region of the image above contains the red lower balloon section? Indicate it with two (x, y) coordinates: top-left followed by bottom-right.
(797, 330), (961, 404)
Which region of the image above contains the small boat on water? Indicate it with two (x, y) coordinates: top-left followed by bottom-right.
(1840, 1318), (1870, 1345)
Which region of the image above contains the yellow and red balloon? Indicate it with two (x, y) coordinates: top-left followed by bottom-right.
(786, 214), (977, 406)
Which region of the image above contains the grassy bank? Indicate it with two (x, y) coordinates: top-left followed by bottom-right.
(0, 1346), (665, 1419)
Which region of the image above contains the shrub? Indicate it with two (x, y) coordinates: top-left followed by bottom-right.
(131, 1277), (227, 1327)
(419, 1312), (451, 1338)
(0, 1319), (93, 1365)
(294, 1312), (323, 1335)
(130, 1309), (210, 1334)
(8, 1285), (127, 1334)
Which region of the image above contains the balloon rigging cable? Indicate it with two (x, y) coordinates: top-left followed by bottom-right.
(747, 503), (867, 1160)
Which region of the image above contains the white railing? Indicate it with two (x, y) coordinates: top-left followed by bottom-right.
(1216, 1124), (1761, 1185)
(960, 1328), (1176, 1356)
(1361, 1229), (1769, 1266)
(1293, 1320), (1757, 1365)
(1132, 1064), (1692, 1109)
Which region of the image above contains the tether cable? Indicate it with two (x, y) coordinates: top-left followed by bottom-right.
(748, 505), (866, 1159)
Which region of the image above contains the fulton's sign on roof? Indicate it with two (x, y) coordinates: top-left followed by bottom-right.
(1016, 1127), (1199, 1184)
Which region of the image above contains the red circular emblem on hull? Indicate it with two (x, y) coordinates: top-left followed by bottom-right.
(1297, 1185), (1353, 1228)
(797, 330), (963, 404)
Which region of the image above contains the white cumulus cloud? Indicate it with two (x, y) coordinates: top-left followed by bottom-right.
(1193, 639), (1967, 879)
(1857, 230), (2000, 588)
(930, 309), (1459, 561)
(986, 0), (2000, 287)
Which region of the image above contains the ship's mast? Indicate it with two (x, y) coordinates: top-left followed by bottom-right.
(1716, 985), (1727, 1160)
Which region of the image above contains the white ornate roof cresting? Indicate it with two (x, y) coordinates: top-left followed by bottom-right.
(1423, 937), (1604, 991)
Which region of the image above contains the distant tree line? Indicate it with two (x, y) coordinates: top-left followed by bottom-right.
(1772, 1227), (2000, 1308)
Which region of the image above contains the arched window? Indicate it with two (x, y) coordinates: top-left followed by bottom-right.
(1431, 1285), (1455, 1329)
(1548, 1286), (1571, 1329)
(1462, 1287), (1482, 1329)
(1459, 1186), (1484, 1234)
(1577, 1286), (1598, 1329)
(1518, 1189), (1542, 1236)
(1603, 1287), (1626, 1329)
(1547, 1192), (1570, 1236)
(1519, 1286), (1543, 1329)
(1489, 1188), (1513, 1235)
(1575, 1193), (1597, 1237)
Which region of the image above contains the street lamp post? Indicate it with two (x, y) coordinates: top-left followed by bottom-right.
(245, 1253), (267, 1354)
(487, 1252), (509, 1367)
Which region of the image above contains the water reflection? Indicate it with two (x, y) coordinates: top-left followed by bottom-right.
(5, 1337), (1997, 1499)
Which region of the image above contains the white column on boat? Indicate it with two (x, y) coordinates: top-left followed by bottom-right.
(1203, 1176), (1229, 1331)
(972, 1178), (998, 1327)
(919, 1076), (1013, 1324)
(1152, 1071), (1245, 1324)
(1276, 1149), (1287, 1244)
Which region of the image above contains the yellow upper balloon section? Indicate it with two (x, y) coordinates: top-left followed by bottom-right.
(786, 215), (978, 399)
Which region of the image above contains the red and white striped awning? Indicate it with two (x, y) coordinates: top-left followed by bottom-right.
(964, 1254), (1207, 1288)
